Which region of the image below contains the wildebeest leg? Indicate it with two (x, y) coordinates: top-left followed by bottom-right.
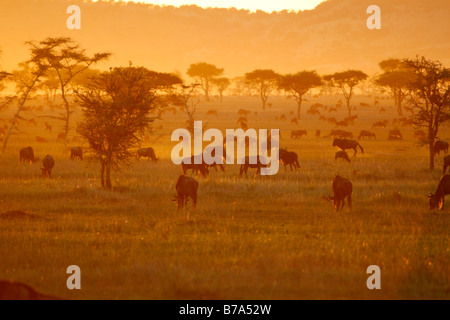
(353, 147), (357, 157)
(348, 195), (352, 211)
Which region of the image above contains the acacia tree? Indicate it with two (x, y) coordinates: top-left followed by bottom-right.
(212, 77), (230, 103)
(375, 59), (412, 116)
(323, 70), (368, 117)
(404, 56), (450, 171)
(28, 37), (110, 149)
(279, 71), (322, 119)
(187, 62), (223, 101)
(77, 66), (181, 190)
(245, 69), (279, 110)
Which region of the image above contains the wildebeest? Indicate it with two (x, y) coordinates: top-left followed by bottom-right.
(315, 129), (321, 138)
(238, 109), (251, 116)
(328, 175), (352, 212)
(433, 140), (449, 156)
(388, 129), (403, 141)
(136, 147), (159, 161)
(41, 155), (55, 178)
(330, 130), (353, 139)
(332, 139), (364, 157)
(0, 280), (60, 300)
(56, 132), (66, 143)
(239, 156), (268, 177)
(70, 147), (83, 160)
(19, 146), (35, 164)
(358, 130), (376, 140)
(181, 156), (209, 177)
(173, 175), (198, 210)
(279, 148), (301, 171)
(335, 150), (351, 163)
(291, 130), (307, 139)
(36, 136), (48, 143)
(206, 109), (218, 116)
(335, 120), (349, 128)
(428, 174), (450, 210)
(443, 155), (450, 175)
(372, 120), (388, 129)
(291, 118), (299, 125)
(44, 122), (52, 132)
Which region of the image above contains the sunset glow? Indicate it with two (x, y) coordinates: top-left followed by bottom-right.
(115, 0), (326, 12)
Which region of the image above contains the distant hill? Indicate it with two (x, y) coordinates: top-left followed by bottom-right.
(0, 0), (449, 77)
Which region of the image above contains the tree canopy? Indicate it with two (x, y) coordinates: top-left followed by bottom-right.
(187, 62), (224, 101)
(245, 69), (279, 110)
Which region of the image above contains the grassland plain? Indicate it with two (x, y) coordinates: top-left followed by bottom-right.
(0, 95), (448, 299)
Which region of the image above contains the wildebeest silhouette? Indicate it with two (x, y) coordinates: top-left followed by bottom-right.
(332, 139), (364, 157)
(70, 147), (83, 160)
(36, 136), (48, 143)
(44, 122), (52, 132)
(238, 109), (251, 116)
(239, 156), (268, 177)
(290, 130), (307, 139)
(372, 120), (388, 129)
(443, 156), (450, 175)
(388, 129), (403, 141)
(330, 130), (353, 139)
(279, 148), (300, 171)
(291, 118), (299, 125)
(433, 140), (449, 156)
(429, 174), (450, 210)
(315, 129), (321, 138)
(136, 147), (159, 161)
(19, 146), (35, 164)
(335, 120), (348, 128)
(0, 280), (61, 300)
(173, 175), (198, 210)
(335, 150), (351, 163)
(328, 175), (352, 212)
(280, 114), (286, 121)
(41, 155), (55, 178)
(181, 156), (209, 177)
(358, 130), (376, 140)
(56, 132), (66, 143)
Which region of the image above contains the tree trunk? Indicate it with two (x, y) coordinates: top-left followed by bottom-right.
(105, 157), (112, 190)
(100, 159), (105, 188)
(429, 140), (435, 171)
(429, 126), (435, 171)
(297, 98), (302, 120)
(60, 85), (70, 151)
(204, 79), (210, 101)
(346, 98), (352, 117)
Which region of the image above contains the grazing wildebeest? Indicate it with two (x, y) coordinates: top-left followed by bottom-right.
(19, 147), (35, 164)
(428, 175), (450, 210)
(291, 118), (299, 125)
(328, 175), (352, 212)
(280, 114), (286, 121)
(290, 130), (307, 139)
(358, 130), (376, 140)
(56, 132), (66, 143)
(332, 139), (364, 157)
(433, 140), (449, 156)
(443, 155), (450, 175)
(330, 130), (353, 139)
(335, 150), (351, 163)
(239, 156), (268, 177)
(136, 147), (159, 161)
(307, 108), (320, 116)
(0, 280), (60, 300)
(173, 175), (198, 210)
(335, 120), (348, 128)
(28, 118), (37, 126)
(372, 120), (388, 129)
(181, 156), (209, 177)
(279, 148), (301, 171)
(41, 155), (55, 178)
(70, 147), (83, 160)
(388, 129), (403, 141)
(315, 129), (321, 138)
(44, 122), (52, 132)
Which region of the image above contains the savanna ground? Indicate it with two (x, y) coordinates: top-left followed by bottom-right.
(0, 94), (448, 300)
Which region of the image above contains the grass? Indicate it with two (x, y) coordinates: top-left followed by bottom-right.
(0, 95), (448, 299)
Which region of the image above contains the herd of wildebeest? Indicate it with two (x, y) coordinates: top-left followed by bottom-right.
(13, 103), (450, 213)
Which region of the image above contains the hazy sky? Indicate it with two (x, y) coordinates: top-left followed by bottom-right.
(116, 0), (327, 12)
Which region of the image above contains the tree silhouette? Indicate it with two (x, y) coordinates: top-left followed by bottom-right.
(27, 37), (110, 149)
(375, 59), (411, 116)
(279, 71), (322, 119)
(187, 62), (223, 101)
(212, 77), (230, 103)
(404, 56), (450, 171)
(324, 70), (368, 117)
(77, 66), (182, 190)
(245, 69), (279, 110)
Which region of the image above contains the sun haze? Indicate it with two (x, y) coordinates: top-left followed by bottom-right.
(114, 0), (326, 12)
